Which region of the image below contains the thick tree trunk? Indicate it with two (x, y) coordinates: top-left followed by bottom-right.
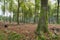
(36, 0), (48, 35)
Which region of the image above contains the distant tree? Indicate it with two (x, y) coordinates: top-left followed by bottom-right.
(57, 0), (59, 24)
(9, 0), (13, 23)
(17, 0), (20, 24)
(34, 0), (40, 23)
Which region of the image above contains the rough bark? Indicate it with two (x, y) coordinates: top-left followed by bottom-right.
(36, 0), (48, 34)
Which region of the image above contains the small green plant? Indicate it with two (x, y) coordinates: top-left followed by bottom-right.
(8, 32), (21, 40)
(48, 32), (60, 40)
(36, 31), (46, 40)
(0, 33), (6, 40)
(52, 35), (60, 40)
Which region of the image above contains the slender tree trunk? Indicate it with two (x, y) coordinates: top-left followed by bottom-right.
(34, 0), (36, 23)
(4, 0), (5, 21)
(17, 0), (20, 24)
(4, 0), (5, 23)
(9, 0), (13, 23)
(34, 0), (40, 23)
(57, 0), (59, 24)
(36, 0), (48, 36)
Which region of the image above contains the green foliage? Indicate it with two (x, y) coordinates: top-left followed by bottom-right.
(0, 0), (60, 24)
(50, 33), (60, 40)
(0, 30), (24, 40)
(8, 32), (21, 40)
(0, 33), (6, 40)
(8, 0), (13, 12)
(36, 32), (46, 40)
(0, 31), (6, 40)
(35, 31), (60, 40)
(1, 5), (5, 13)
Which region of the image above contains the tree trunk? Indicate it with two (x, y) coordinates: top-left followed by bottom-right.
(9, 0), (13, 23)
(17, 0), (20, 24)
(34, 0), (40, 23)
(36, 0), (48, 36)
(4, 0), (5, 22)
(57, 0), (59, 24)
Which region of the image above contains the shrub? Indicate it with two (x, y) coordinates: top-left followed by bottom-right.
(8, 32), (21, 40)
(36, 32), (46, 40)
(0, 33), (6, 40)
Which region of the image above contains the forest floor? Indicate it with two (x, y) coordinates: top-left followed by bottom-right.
(0, 22), (60, 40)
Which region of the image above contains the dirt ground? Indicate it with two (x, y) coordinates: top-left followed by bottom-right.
(0, 22), (60, 40)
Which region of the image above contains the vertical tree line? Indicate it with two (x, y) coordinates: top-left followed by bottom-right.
(57, 0), (59, 24)
(0, 0), (60, 24)
(34, 0), (40, 23)
(17, 0), (20, 24)
(9, 0), (13, 23)
(4, 0), (5, 22)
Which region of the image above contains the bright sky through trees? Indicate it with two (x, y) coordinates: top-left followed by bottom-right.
(49, 0), (56, 4)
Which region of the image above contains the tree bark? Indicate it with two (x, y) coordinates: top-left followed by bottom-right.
(4, 0), (5, 22)
(36, 0), (48, 34)
(17, 0), (20, 24)
(57, 0), (59, 24)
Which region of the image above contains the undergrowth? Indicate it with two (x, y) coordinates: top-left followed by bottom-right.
(0, 30), (60, 40)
